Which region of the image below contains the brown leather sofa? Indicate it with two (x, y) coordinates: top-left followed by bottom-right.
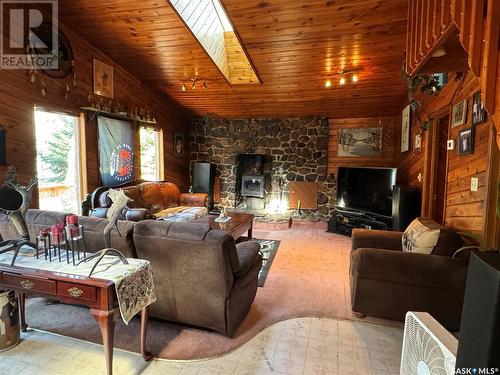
(133, 220), (262, 336)
(88, 181), (208, 221)
(350, 228), (470, 331)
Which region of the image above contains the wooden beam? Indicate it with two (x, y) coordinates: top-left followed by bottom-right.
(482, 124), (500, 248)
(481, 0), (500, 115)
(468, 0), (485, 76)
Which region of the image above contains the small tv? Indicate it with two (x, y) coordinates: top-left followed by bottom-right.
(336, 167), (397, 218)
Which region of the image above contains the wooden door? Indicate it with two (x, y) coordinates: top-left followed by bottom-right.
(431, 115), (450, 224)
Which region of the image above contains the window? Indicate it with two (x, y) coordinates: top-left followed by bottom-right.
(34, 109), (86, 214)
(140, 126), (163, 181)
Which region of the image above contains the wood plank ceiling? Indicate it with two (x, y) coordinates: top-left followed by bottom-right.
(57, 0), (409, 118)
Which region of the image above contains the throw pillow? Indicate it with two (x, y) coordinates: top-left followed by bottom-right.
(402, 218), (441, 254)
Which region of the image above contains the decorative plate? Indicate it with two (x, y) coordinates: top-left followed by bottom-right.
(214, 216), (232, 223)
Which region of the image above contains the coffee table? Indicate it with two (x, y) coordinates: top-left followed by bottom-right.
(198, 212), (254, 239)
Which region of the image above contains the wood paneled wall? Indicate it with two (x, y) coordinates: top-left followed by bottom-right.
(328, 117), (398, 175)
(0, 20), (192, 206)
(395, 72), (495, 236)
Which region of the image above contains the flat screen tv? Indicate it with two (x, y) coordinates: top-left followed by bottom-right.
(336, 167), (397, 218)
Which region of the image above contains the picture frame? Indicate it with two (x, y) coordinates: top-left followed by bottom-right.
(93, 59), (114, 99)
(414, 133), (421, 150)
(173, 132), (185, 157)
(451, 99), (467, 127)
(337, 127), (382, 157)
(457, 127), (474, 155)
(472, 91), (486, 125)
(401, 105), (411, 153)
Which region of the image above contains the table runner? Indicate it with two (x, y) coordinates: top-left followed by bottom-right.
(0, 250), (156, 324)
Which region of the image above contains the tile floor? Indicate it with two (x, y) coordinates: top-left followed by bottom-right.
(0, 317), (403, 375)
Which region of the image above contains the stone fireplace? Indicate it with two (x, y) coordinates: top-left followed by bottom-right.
(189, 117), (336, 221)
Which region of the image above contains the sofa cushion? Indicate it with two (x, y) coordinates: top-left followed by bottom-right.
(158, 182), (181, 208)
(402, 218), (463, 256)
(159, 207), (208, 222)
(0, 209), (67, 242)
(138, 183), (164, 212)
(122, 186), (147, 209)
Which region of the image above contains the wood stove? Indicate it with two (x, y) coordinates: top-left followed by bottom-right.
(241, 174), (265, 198)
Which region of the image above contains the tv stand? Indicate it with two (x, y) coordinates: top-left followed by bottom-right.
(327, 208), (390, 236)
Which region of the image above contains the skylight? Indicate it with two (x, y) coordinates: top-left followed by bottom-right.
(170, 0), (260, 85)
(212, 0), (233, 32)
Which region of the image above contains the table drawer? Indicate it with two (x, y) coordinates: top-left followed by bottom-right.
(57, 282), (97, 302)
(2, 273), (56, 294)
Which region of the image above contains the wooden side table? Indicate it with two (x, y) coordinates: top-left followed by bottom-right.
(0, 264), (152, 375)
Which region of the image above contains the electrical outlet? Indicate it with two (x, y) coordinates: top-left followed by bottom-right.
(447, 140), (455, 150)
(471, 177), (479, 192)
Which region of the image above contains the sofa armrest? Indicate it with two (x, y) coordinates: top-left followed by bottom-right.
(124, 208), (155, 222)
(89, 207), (108, 218)
(351, 248), (468, 290)
(179, 193), (208, 207)
(351, 229), (403, 251)
(235, 241), (262, 277)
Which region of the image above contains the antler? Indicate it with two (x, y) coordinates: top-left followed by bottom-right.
(26, 177), (38, 191)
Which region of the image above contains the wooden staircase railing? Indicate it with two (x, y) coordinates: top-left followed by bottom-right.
(406, 0), (500, 149)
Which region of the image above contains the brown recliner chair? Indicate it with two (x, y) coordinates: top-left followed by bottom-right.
(349, 227), (470, 331)
(88, 181), (208, 221)
(134, 220), (262, 336)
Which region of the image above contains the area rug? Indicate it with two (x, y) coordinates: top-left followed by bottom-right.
(245, 238), (280, 287)
(25, 227), (400, 360)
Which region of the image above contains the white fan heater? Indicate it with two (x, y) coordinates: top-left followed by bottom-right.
(400, 312), (458, 375)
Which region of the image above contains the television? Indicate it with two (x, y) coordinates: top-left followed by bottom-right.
(336, 167), (397, 218)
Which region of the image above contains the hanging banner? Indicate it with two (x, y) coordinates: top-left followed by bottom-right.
(98, 116), (134, 186)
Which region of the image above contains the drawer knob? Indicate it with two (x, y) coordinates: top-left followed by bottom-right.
(67, 287), (84, 297)
(20, 280), (35, 289)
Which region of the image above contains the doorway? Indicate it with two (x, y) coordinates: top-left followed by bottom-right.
(429, 115), (450, 224)
(34, 109), (84, 214)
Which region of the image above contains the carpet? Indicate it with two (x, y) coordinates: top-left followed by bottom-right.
(25, 226), (401, 360)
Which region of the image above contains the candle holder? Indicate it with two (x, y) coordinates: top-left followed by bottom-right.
(50, 223), (66, 263)
(65, 214), (86, 265)
(36, 229), (51, 260)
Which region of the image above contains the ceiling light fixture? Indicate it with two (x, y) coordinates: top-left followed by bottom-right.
(191, 79), (197, 90)
(432, 47), (447, 58)
(202, 81), (208, 90)
(181, 83), (186, 91)
(352, 74), (358, 82)
(339, 76), (346, 85)
(325, 80), (332, 88)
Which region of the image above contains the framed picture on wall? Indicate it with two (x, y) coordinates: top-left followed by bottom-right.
(457, 127), (474, 155)
(337, 127), (382, 157)
(93, 59), (114, 99)
(451, 99), (467, 127)
(173, 132), (185, 157)
(472, 91), (487, 125)
(401, 105), (411, 152)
